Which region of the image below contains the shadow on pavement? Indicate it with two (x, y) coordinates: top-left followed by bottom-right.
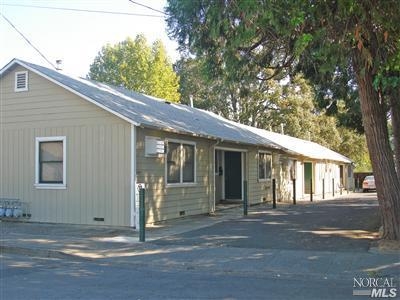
(151, 196), (381, 252)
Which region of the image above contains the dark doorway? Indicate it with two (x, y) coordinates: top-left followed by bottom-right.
(304, 162), (313, 194)
(224, 151), (242, 199)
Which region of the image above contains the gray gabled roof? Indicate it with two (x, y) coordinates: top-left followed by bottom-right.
(1, 59), (352, 163)
(242, 125), (353, 163)
(0, 59), (280, 149)
(213, 116), (352, 164)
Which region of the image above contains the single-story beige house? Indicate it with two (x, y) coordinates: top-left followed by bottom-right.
(241, 126), (354, 202)
(0, 59), (352, 227)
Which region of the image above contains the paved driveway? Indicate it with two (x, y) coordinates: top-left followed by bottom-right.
(152, 194), (381, 252)
(3, 193), (398, 300)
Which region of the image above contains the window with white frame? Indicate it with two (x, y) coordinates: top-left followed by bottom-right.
(15, 71), (28, 92)
(166, 141), (195, 184)
(35, 136), (66, 188)
(258, 152), (272, 180)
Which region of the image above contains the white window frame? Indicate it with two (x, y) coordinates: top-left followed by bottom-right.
(14, 71), (28, 92)
(258, 151), (272, 182)
(165, 139), (197, 187)
(35, 136), (67, 189)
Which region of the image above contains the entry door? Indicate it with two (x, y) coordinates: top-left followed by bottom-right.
(304, 162), (313, 194)
(224, 152), (242, 199)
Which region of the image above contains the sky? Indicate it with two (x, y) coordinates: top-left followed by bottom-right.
(0, 0), (179, 77)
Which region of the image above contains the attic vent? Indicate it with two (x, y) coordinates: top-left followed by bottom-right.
(15, 71), (28, 92)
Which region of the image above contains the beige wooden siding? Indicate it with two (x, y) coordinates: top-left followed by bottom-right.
(215, 142), (273, 205)
(1, 67), (122, 128)
(247, 149), (271, 204)
(136, 128), (212, 223)
(1, 66), (131, 226)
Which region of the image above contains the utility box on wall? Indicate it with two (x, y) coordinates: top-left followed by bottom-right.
(145, 136), (165, 157)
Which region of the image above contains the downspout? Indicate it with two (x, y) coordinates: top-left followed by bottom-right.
(130, 124), (137, 228)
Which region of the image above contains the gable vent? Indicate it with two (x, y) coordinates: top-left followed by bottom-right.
(15, 71), (28, 92)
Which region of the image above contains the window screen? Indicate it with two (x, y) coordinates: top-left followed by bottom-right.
(166, 141), (195, 184)
(167, 142), (181, 183)
(39, 141), (63, 183)
(259, 153), (272, 180)
(182, 144), (194, 182)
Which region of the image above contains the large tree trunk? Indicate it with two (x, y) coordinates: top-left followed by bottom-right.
(389, 89), (400, 178)
(353, 52), (400, 240)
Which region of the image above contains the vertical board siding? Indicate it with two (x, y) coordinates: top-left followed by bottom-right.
(1, 66), (131, 226)
(136, 131), (277, 224)
(136, 128), (212, 223)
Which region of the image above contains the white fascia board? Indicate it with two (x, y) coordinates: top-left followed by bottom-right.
(0, 58), (18, 76)
(130, 124), (137, 228)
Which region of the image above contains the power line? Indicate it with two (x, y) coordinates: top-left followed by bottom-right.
(128, 0), (167, 15)
(1, 3), (164, 18)
(0, 13), (57, 70)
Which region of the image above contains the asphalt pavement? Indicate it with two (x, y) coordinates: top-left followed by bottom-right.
(152, 194), (381, 251)
(1, 192), (399, 300)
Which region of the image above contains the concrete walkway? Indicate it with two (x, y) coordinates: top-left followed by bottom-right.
(0, 201), (247, 259)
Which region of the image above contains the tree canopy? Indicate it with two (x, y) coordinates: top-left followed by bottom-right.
(176, 56), (370, 171)
(167, 0), (400, 240)
(88, 34), (180, 102)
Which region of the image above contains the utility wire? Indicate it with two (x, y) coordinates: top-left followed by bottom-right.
(1, 3), (164, 18)
(0, 13), (57, 70)
(128, 0), (167, 15)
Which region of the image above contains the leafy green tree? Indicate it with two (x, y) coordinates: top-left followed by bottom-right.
(265, 75), (320, 139)
(166, 0), (400, 239)
(147, 40), (181, 102)
(175, 57), (226, 112)
(295, 41), (364, 133)
(336, 128), (371, 172)
(176, 57), (268, 123)
(88, 34), (180, 102)
(177, 57), (367, 167)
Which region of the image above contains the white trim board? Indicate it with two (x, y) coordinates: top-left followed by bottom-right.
(34, 136), (67, 190)
(130, 125), (137, 228)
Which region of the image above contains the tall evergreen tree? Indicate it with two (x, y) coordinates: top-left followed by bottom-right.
(167, 0), (400, 240)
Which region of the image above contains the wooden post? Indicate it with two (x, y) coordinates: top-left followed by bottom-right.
(272, 179), (276, 209)
(243, 180), (248, 216)
(292, 179), (296, 205)
(139, 188), (146, 242)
